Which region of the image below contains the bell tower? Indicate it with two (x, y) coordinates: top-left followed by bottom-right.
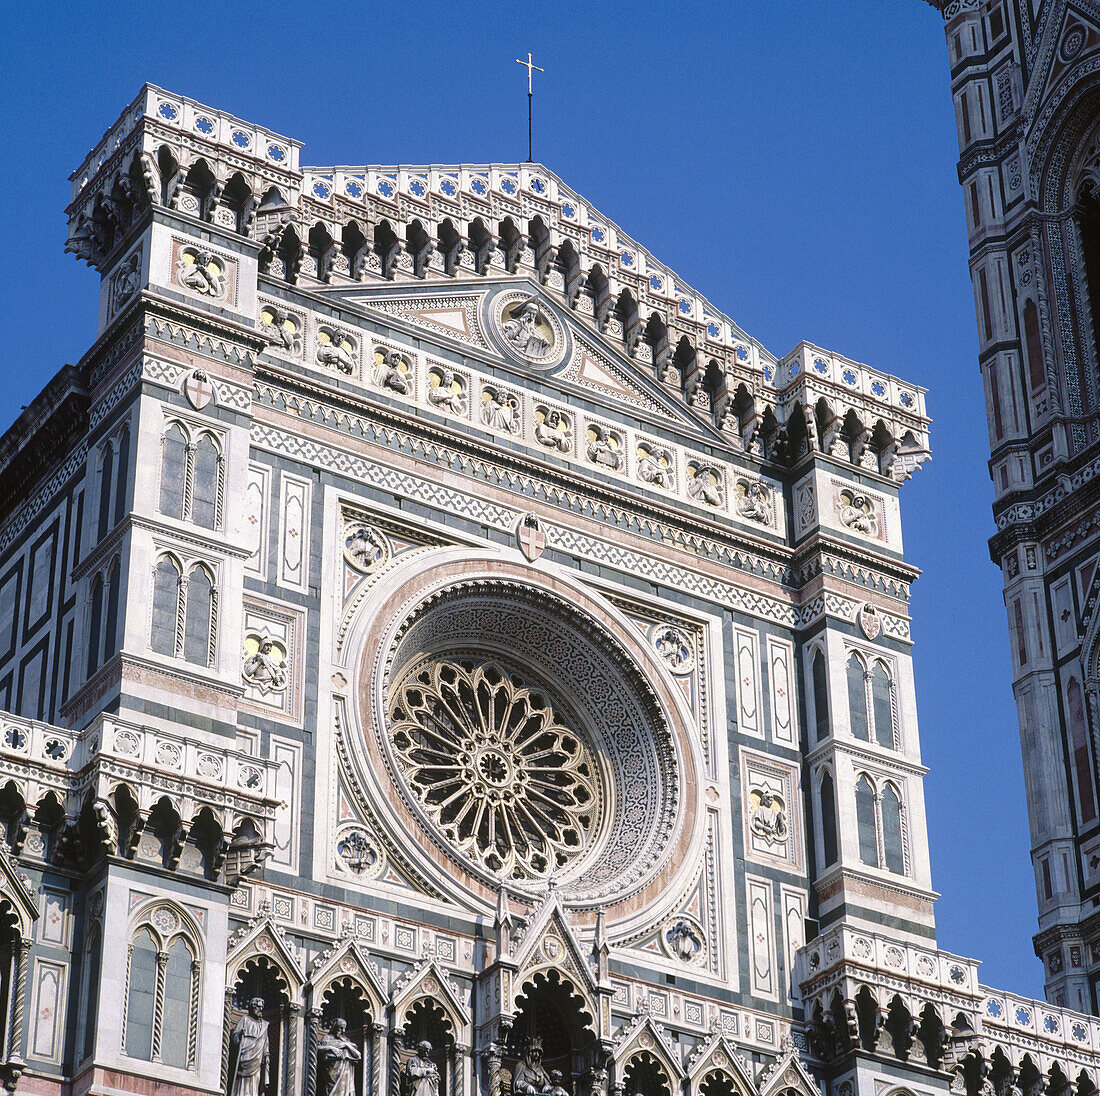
(926, 0), (1100, 1011)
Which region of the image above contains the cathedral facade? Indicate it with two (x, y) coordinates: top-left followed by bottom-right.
(926, 0), (1100, 1012)
(0, 82), (1092, 1096)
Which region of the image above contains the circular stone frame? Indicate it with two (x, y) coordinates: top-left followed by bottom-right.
(343, 549), (705, 929)
(486, 288), (569, 370)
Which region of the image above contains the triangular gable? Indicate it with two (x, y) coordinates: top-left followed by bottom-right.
(511, 891), (599, 996)
(0, 845), (37, 938)
(756, 1040), (821, 1096)
(390, 958), (470, 1040)
(1023, 1), (1100, 127)
(686, 1033), (757, 1096)
(308, 929), (387, 1014)
(226, 908), (305, 993)
(1046, 6), (1100, 93)
(613, 1013), (686, 1081)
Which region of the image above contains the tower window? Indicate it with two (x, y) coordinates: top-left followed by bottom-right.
(150, 556), (218, 667)
(159, 420), (224, 530)
(820, 770), (838, 867)
(812, 648), (830, 741)
(847, 652), (897, 748)
(854, 774), (908, 876)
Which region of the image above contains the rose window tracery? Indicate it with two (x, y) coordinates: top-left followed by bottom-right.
(389, 660), (599, 880)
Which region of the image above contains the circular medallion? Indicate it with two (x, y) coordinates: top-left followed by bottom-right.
(489, 290), (567, 369)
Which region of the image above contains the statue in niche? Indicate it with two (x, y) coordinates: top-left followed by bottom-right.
(377, 350), (411, 394)
(664, 918), (704, 963)
(113, 250), (141, 308)
(259, 306), (301, 353)
(481, 389), (520, 434)
(749, 790), (788, 844)
(637, 447), (674, 490)
(178, 248), (225, 297)
(403, 1040), (440, 1096)
(586, 425), (623, 470)
(242, 637), (288, 694)
(534, 409), (571, 452)
(838, 490), (878, 536)
(229, 997), (271, 1096)
(318, 335), (355, 375)
(513, 1037), (554, 1096)
(317, 1018), (361, 1096)
(427, 369), (468, 415)
(653, 626), (692, 673)
(687, 465), (723, 507)
(344, 524), (389, 572)
(502, 297), (552, 357)
(735, 480), (772, 524)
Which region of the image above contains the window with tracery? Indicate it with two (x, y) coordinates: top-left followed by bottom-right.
(158, 420), (224, 530)
(846, 651), (897, 748)
(149, 555), (218, 667)
(86, 556), (123, 680)
(854, 773), (907, 876)
(122, 910), (200, 1069)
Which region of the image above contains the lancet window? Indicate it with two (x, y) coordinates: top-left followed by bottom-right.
(96, 425), (130, 542)
(819, 770), (838, 868)
(149, 554), (218, 667)
(846, 651), (897, 749)
(122, 909), (200, 1070)
(854, 773), (907, 875)
(158, 419), (225, 530)
(812, 648), (830, 741)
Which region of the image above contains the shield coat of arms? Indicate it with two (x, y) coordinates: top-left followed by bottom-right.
(516, 512), (546, 562)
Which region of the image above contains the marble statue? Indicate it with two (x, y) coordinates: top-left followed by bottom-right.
(229, 997), (271, 1096)
(317, 1018), (361, 1096)
(404, 1040), (439, 1096)
(513, 1038), (553, 1096)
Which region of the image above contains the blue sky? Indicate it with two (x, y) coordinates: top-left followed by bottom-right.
(0, 2), (1033, 992)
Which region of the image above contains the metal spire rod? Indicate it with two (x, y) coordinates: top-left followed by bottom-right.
(516, 52), (544, 162)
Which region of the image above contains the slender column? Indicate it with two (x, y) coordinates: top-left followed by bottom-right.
(487, 1043), (503, 1096)
(0, 947), (15, 1066)
(7, 942), (30, 1068)
(390, 1034), (404, 1096)
(371, 1023), (386, 1096)
(450, 1043), (467, 1096)
(222, 987), (235, 1094)
(285, 1002), (302, 1096)
(306, 1008), (323, 1096)
(151, 951), (169, 1062)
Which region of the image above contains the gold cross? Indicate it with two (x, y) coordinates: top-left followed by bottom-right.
(516, 52), (544, 94)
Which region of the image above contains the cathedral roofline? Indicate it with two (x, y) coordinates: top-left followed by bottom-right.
(62, 84), (932, 483)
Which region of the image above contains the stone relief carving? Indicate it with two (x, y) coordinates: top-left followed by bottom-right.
(481, 386), (521, 434)
(663, 916), (706, 964)
(335, 828), (382, 878)
(177, 246), (226, 298)
(242, 635), (289, 694)
(500, 295), (555, 359)
(534, 407), (572, 452)
(343, 522), (392, 574)
(637, 444), (675, 490)
(651, 625), (694, 675)
(374, 349), (412, 394)
(687, 463), (724, 507)
(110, 247), (141, 315)
(749, 789), (788, 845)
(317, 329), (356, 375)
(735, 479), (773, 525)
(858, 603), (881, 641)
(426, 367), (468, 415)
(316, 1019), (361, 1096)
(837, 489), (878, 536)
(513, 1038), (560, 1096)
(586, 424), (624, 470)
(258, 305), (302, 355)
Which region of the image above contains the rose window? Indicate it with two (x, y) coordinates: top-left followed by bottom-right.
(389, 660), (598, 880)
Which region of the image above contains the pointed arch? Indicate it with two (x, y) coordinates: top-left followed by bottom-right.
(855, 774), (878, 866)
(847, 651), (869, 741)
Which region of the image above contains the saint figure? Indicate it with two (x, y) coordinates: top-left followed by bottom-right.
(404, 1040), (439, 1096)
(502, 299), (551, 357)
(229, 997), (271, 1096)
(317, 1018), (361, 1096)
(242, 638), (288, 693)
(512, 1038), (553, 1096)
